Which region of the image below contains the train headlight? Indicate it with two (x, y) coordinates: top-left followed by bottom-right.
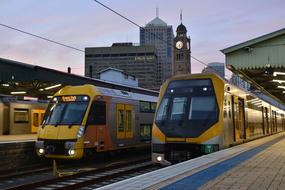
(77, 125), (85, 138)
(38, 148), (45, 155)
(68, 149), (75, 156)
(156, 156), (162, 162)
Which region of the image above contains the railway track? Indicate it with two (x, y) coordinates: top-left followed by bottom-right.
(5, 158), (161, 190)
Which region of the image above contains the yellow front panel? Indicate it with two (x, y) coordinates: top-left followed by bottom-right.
(38, 125), (59, 139)
(58, 125), (80, 139)
(152, 124), (165, 143)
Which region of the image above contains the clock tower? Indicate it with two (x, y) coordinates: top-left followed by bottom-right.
(173, 15), (191, 75)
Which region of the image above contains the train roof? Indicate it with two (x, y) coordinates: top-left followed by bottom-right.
(96, 86), (157, 102)
(54, 84), (157, 103)
(165, 73), (285, 111)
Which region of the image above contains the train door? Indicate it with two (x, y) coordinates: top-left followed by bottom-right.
(281, 114), (285, 131)
(232, 96), (239, 142)
(231, 96), (246, 142)
(116, 104), (133, 139)
(84, 100), (108, 151)
(274, 111), (278, 133)
(264, 107), (269, 134)
(238, 98), (246, 140)
(261, 107), (265, 135)
(271, 110), (274, 134)
(31, 109), (45, 133)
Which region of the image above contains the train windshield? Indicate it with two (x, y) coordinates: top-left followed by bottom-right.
(43, 96), (89, 125)
(155, 79), (218, 123)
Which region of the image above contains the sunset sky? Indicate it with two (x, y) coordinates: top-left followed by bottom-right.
(0, 0), (285, 77)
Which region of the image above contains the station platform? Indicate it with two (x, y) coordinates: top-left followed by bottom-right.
(0, 134), (37, 143)
(97, 132), (285, 190)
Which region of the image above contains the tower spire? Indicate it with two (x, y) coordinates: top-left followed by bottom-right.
(180, 9), (183, 23)
(156, 6), (159, 18)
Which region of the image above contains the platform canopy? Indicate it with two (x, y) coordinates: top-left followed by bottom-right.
(0, 58), (158, 99)
(221, 28), (285, 104)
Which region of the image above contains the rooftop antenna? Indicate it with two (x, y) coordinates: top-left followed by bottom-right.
(156, 5), (159, 18)
(180, 9), (183, 23)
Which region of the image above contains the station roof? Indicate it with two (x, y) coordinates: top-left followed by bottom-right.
(221, 28), (285, 104)
(0, 58), (158, 99)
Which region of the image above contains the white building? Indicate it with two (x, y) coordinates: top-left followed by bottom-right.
(99, 67), (138, 87)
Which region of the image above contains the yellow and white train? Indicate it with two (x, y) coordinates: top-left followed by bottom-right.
(36, 84), (157, 159)
(152, 73), (285, 165)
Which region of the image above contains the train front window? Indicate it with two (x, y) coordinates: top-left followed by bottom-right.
(43, 96), (89, 125)
(189, 96), (217, 120)
(155, 79), (218, 124)
(170, 97), (187, 120)
(155, 98), (169, 122)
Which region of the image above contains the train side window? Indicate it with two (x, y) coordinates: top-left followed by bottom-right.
(33, 113), (39, 127)
(140, 101), (157, 113)
(140, 124), (152, 141)
(87, 101), (106, 125)
(140, 101), (151, 112)
(151, 102), (157, 113)
(126, 110), (132, 132)
(14, 108), (29, 123)
(118, 109), (124, 132)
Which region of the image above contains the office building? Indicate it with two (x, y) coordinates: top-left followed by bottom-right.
(140, 16), (174, 84)
(85, 43), (159, 90)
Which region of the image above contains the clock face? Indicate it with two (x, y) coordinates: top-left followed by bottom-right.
(176, 41), (183, 49)
(187, 42), (190, 50)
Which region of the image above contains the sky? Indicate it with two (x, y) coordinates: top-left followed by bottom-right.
(0, 0), (285, 78)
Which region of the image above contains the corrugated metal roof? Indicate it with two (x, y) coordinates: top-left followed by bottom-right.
(221, 28), (285, 54)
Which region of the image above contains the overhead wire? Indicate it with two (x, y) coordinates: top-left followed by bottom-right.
(93, 0), (231, 80)
(0, 2), (230, 79)
(0, 23), (85, 53)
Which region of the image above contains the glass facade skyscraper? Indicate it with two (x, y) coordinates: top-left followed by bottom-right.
(140, 16), (174, 85)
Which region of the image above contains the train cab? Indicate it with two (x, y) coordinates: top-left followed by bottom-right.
(36, 86), (93, 159)
(36, 84), (157, 159)
(152, 74), (224, 164)
(152, 73), (285, 165)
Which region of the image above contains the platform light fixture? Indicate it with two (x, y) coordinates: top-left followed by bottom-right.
(44, 84), (62, 90)
(248, 99), (261, 104)
(10, 91), (26, 95)
(246, 98), (258, 103)
(272, 79), (285, 84)
(273, 72), (285, 77)
(252, 101), (262, 106)
(277, 85), (285, 90)
(24, 96), (38, 101)
(1, 83), (9, 87)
